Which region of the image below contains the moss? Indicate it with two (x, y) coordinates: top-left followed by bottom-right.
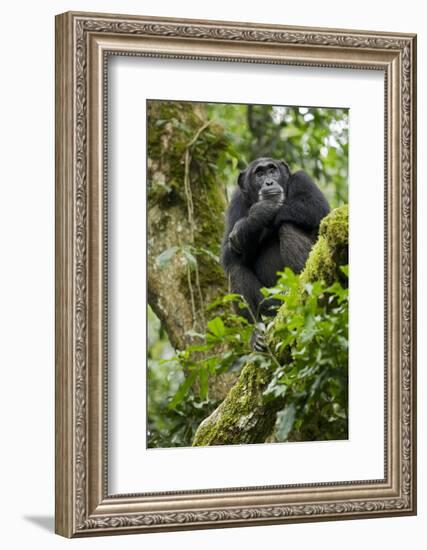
(271, 205), (348, 357)
(301, 236), (336, 285)
(193, 362), (275, 446)
(147, 102), (201, 204)
(319, 204), (349, 248)
(149, 100), (231, 312)
(197, 260), (224, 287)
(301, 205), (348, 286)
(147, 101), (229, 220)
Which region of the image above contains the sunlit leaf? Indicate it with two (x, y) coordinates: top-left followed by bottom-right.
(207, 316), (226, 338)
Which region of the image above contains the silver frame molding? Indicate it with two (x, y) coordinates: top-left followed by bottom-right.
(55, 11), (417, 538)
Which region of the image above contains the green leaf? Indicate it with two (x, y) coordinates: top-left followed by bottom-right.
(156, 246), (180, 269)
(168, 370), (197, 409)
(276, 404), (296, 442)
(185, 343), (211, 353)
(182, 248), (197, 271)
(340, 265), (349, 278)
(207, 317), (225, 338)
(207, 293), (243, 310)
(263, 378), (287, 402)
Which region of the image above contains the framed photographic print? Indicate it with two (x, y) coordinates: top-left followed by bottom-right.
(55, 11), (417, 537)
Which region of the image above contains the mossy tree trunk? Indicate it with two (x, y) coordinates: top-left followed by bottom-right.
(147, 101), (230, 350)
(192, 206), (349, 446)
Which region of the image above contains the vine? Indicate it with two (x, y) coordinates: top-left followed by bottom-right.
(183, 121), (213, 329)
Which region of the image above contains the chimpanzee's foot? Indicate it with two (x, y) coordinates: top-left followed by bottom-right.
(250, 322), (267, 352)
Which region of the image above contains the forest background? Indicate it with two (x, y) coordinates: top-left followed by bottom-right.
(147, 100), (349, 449)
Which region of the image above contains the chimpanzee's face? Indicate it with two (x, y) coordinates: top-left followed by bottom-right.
(238, 157), (290, 204)
(253, 159), (284, 200)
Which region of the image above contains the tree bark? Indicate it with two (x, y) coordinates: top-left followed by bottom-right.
(192, 205), (349, 446)
(147, 101), (229, 350)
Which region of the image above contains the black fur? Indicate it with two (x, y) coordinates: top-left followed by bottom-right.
(221, 157), (330, 321)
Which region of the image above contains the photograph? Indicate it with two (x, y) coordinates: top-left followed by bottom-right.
(147, 99), (349, 449)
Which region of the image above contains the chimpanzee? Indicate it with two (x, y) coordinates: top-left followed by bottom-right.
(220, 157), (330, 322)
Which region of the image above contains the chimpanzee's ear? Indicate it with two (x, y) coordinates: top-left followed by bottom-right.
(237, 169), (247, 190)
(280, 160), (291, 178)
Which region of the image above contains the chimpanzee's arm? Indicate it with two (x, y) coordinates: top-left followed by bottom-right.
(273, 171), (330, 232)
(224, 190), (281, 260)
(220, 190), (277, 320)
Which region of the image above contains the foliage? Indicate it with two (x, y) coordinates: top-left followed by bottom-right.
(147, 306), (218, 448)
(148, 264), (348, 446)
(206, 103), (348, 208)
(147, 299), (253, 448)
(263, 267), (348, 442)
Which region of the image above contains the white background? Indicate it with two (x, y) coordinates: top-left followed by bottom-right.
(0, 1), (424, 548)
(109, 59), (384, 493)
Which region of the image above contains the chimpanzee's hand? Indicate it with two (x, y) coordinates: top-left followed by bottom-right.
(228, 219), (244, 253)
(259, 186), (285, 205)
(249, 197), (283, 226)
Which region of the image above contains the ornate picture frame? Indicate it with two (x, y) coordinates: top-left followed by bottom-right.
(55, 11), (417, 537)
